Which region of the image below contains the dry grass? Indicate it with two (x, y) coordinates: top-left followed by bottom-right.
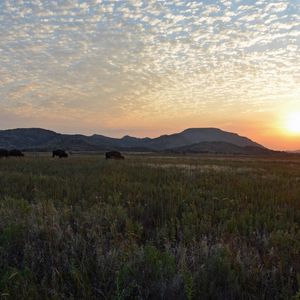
(0, 154), (299, 299)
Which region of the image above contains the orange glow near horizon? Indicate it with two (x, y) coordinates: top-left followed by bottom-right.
(2, 105), (300, 151)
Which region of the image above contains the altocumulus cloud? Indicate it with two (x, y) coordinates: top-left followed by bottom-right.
(0, 0), (299, 131)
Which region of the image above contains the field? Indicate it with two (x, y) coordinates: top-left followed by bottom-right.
(0, 153), (300, 299)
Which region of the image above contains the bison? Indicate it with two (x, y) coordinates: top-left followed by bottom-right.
(8, 149), (24, 157)
(105, 151), (125, 160)
(52, 149), (68, 158)
(0, 149), (9, 158)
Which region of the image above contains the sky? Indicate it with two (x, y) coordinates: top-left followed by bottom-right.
(0, 0), (299, 150)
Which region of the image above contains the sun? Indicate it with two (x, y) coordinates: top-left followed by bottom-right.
(286, 112), (300, 134)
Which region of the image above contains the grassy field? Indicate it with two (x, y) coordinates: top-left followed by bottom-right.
(0, 154), (300, 299)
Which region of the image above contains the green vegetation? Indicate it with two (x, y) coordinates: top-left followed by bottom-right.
(0, 154), (299, 299)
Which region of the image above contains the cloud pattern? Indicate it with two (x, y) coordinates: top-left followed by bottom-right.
(0, 0), (299, 131)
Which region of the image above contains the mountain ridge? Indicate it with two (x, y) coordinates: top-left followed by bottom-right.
(0, 127), (274, 154)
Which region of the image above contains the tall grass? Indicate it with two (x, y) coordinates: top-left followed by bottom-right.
(0, 155), (299, 299)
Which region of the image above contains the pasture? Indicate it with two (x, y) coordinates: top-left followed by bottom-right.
(0, 154), (299, 299)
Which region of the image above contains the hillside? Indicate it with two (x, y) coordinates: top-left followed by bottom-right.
(144, 128), (264, 150)
(170, 141), (275, 155)
(0, 127), (271, 154)
(290, 150), (300, 154)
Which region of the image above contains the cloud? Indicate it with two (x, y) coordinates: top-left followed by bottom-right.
(0, 0), (299, 132)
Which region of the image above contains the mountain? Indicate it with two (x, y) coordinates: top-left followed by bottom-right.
(142, 128), (264, 150)
(169, 141), (275, 155)
(0, 127), (271, 154)
(289, 150), (300, 153)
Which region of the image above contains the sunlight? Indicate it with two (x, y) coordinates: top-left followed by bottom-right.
(286, 112), (300, 134)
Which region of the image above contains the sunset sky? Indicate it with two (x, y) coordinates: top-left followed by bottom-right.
(0, 0), (299, 150)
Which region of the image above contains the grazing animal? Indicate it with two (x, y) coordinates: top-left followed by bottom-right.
(0, 149), (9, 158)
(8, 149), (24, 157)
(52, 149), (68, 158)
(105, 151), (125, 160)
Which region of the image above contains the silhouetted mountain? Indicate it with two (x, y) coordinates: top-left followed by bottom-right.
(0, 128), (58, 149)
(143, 128), (264, 150)
(119, 135), (152, 148)
(289, 150), (300, 153)
(169, 141), (275, 155)
(0, 127), (273, 154)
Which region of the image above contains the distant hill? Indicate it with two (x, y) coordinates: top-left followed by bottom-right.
(169, 141), (276, 155)
(0, 127), (275, 154)
(143, 128), (264, 150)
(289, 150), (300, 154)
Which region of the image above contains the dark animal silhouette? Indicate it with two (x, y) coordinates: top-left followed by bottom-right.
(8, 149), (24, 157)
(52, 149), (68, 158)
(105, 151), (125, 160)
(0, 149), (9, 158)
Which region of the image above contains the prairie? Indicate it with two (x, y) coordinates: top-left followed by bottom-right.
(0, 154), (299, 299)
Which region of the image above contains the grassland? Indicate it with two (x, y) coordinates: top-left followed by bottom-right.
(0, 154), (300, 299)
